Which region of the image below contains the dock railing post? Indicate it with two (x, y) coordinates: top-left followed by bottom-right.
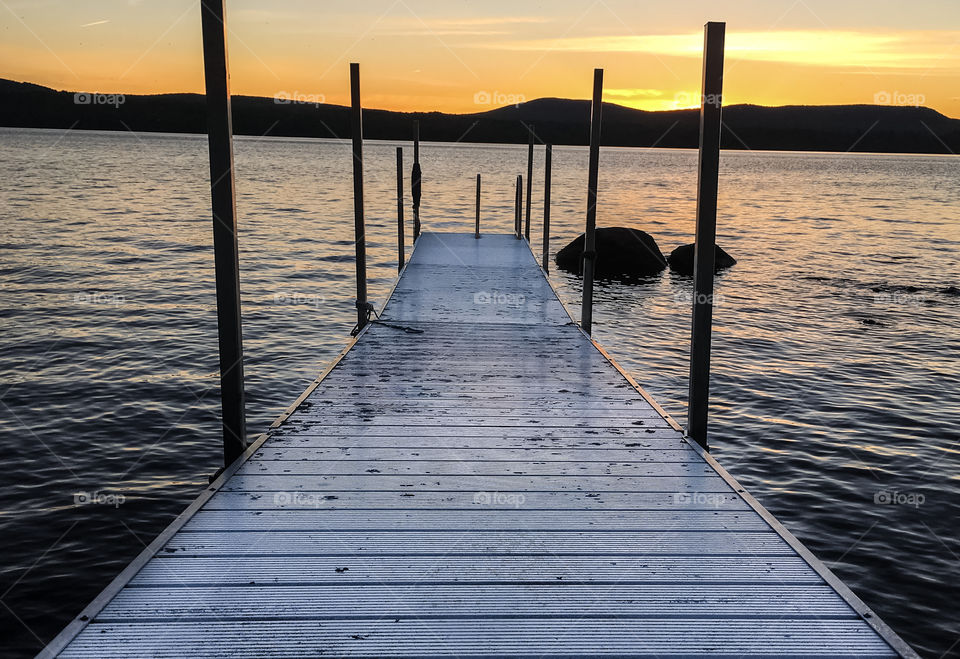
(542, 143), (552, 272)
(581, 68), (603, 335)
(412, 120), (422, 242)
(513, 176), (518, 237)
(514, 174), (522, 239)
(350, 63), (369, 332)
(200, 0), (247, 466)
(525, 124), (534, 240)
(686, 22), (725, 450)
(475, 173), (481, 239)
(396, 146), (405, 272)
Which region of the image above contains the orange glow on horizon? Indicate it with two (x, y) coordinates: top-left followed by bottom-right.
(1, 4), (958, 118)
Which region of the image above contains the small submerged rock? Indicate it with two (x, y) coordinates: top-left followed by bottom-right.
(667, 243), (736, 275)
(555, 227), (667, 278)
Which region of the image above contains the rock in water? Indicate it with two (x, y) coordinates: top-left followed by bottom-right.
(555, 227), (667, 278)
(667, 243), (736, 275)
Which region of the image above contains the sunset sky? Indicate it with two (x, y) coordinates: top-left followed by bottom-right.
(2, 0), (960, 116)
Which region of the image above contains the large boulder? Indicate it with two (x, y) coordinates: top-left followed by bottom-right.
(555, 227), (667, 278)
(667, 243), (736, 276)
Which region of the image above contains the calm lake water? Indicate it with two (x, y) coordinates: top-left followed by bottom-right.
(1, 127), (958, 657)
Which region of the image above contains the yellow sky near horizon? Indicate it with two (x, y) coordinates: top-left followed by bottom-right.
(2, 1), (959, 117)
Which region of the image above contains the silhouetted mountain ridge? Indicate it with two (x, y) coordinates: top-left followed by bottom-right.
(2, 78), (958, 154)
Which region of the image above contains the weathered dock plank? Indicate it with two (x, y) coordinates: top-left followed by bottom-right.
(47, 232), (913, 658)
(128, 555), (824, 586)
(97, 583), (856, 620)
(219, 474), (732, 493)
(158, 529), (784, 555)
(182, 509), (770, 532)
(249, 447), (700, 461)
(58, 619), (899, 659)
(203, 490), (745, 509)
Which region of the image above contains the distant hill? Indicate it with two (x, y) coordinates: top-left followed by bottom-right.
(2, 78), (959, 154)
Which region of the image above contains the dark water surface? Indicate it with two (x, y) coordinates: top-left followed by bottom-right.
(1, 128), (957, 657)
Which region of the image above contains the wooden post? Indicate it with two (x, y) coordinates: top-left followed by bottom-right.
(349, 63), (368, 332)
(396, 147), (405, 272)
(475, 173), (481, 239)
(581, 68), (603, 335)
(200, 0), (246, 466)
(525, 125), (534, 240)
(412, 120), (422, 242)
(686, 22), (725, 450)
(542, 143), (552, 272)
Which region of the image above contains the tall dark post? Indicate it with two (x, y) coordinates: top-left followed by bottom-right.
(475, 173), (481, 239)
(349, 63), (368, 332)
(414, 120), (420, 162)
(411, 120), (422, 242)
(542, 143), (552, 272)
(525, 125), (534, 240)
(686, 22), (725, 450)
(396, 146), (405, 272)
(581, 68), (603, 335)
(514, 174), (523, 239)
(513, 175), (519, 238)
(200, 0), (246, 466)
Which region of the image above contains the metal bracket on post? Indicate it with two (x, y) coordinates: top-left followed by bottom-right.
(349, 63), (368, 333)
(542, 143), (552, 272)
(686, 22), (726, 450)
(581, 68), (603, 335)
(200, 0), (247, 466)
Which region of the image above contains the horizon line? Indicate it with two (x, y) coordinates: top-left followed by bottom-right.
(3, 77), (956, 121)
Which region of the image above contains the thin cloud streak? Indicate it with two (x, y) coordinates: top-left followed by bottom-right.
(485, 29), (960, 69)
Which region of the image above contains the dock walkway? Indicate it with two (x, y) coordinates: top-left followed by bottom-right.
(47, 232), (912, 657)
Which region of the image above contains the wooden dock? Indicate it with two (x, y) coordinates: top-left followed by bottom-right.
(44, 232), (915, 657)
